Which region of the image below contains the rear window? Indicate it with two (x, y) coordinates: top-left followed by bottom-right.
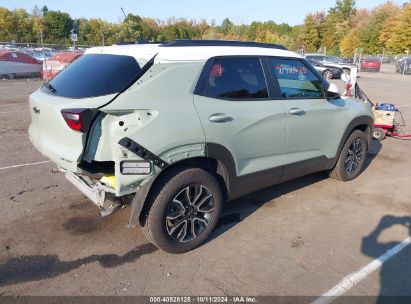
(47, 54), (141, 98)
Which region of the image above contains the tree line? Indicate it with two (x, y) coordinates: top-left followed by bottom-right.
(0, 1), (409, 56)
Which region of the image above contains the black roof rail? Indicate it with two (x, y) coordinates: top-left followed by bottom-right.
(161, 39), (288, 50)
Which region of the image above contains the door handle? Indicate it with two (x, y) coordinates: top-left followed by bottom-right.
(209, 113), (233, 123)
(289, 108), (305, 115)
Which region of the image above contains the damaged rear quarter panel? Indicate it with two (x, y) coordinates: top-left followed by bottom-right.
(89, 61), (207, 196)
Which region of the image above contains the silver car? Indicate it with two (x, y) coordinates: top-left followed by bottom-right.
(304, 54), (357, 74)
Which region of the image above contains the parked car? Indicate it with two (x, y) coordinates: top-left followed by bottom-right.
(361, 57), (381, 72)
(29, 40), (374, 253)
(306, 58), (343, 79)
(0, 50), (42, 79)
(304, 54), (357, 74)
(341, 57), (354, 64)
(396, 57), (411, 74)
(42, 51), (82, 79)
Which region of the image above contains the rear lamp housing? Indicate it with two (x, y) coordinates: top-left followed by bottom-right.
(120, 160), (152, 175)
(61, 108), (94, 132)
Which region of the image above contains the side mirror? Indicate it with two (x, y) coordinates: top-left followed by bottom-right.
(327, 83), (340, 98)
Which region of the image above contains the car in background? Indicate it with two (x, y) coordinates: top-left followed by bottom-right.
(341, 57), (354, 64)
(396, 57), (411, 74)
(0, 50), (42, 79)
(42, 51), (83, 79)
(360, 57), (381, 72)
(306, 58), (343, 79)
(31, 49), (54, 61)
(304, 54), (357, 74)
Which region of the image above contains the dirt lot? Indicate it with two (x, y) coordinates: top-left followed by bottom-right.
(0, 65), (411, 301)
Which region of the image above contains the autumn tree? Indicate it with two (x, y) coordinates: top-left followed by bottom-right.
(383, 3), (411, 53)
(302, 14), (320, 52)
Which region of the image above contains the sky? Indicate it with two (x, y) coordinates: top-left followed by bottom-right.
(1, 0), (404, 25)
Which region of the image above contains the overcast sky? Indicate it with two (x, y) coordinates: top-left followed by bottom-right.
(2, 0), (404, 25)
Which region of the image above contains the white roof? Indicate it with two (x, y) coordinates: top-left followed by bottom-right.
(86, 44), (301, 64)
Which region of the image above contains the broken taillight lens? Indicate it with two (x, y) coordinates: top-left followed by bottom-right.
(61, 109), (86, 132)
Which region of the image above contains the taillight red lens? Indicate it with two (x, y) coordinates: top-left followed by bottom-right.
(61, 109), (86, 132)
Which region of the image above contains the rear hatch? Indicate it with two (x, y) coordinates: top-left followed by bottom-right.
(29, 51), (151, 171)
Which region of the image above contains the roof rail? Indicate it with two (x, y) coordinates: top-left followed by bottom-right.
(161, 39), (288, 50)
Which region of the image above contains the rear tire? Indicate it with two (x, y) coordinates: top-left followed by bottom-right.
(342, 68), (351, 75)
(329, 130), (367, 181)
(6, 73), (14, 79)
(141, 167), (223, 253)
(323, 70), (333, 79)
(373, 127), (386, 141)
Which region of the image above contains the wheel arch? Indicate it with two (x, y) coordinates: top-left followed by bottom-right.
(130, 154), (232, 227)
(332, 115), (373, 168)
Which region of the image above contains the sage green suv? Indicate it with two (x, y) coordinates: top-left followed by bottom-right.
(28, 40), (374, 253)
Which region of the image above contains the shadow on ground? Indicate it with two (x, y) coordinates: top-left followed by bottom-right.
(213, 139), (382, 241)
(0, 243), (157, 287)
(362, 215), (411, 303)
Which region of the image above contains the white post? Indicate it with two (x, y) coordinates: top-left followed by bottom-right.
(41, 30), (47, 80)
(404, 49), (409, 76)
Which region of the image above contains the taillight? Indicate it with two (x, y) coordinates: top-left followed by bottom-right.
(61, 109), (87, 132)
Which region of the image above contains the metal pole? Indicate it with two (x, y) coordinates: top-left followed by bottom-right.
(354, 48), (357, 64)
(380, 48), (384, 74)
(404, 49), (409, 76)
(41, 30), (47, 81)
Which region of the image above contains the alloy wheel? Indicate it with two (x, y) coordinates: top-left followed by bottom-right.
(345, 138), (364, 175)
(165, 185), (214, 243)
(323, 70), (333, 79)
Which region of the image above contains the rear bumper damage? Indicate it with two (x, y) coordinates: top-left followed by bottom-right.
(65, 170), (126, 217)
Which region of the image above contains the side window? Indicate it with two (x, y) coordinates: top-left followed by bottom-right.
(269, 58), (325, 99)
(205, 58), (268, 100)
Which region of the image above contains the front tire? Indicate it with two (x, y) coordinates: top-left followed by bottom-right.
(342, 68), (351, 75)
(141, 167), (223, 253)
(330, 130), (367, 181)
(323, 70), (333, 79)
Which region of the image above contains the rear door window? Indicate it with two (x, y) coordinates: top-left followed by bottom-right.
(269, 58), (325, 99)
(47, 54), (141, 99)
(205, 57), (268, 100)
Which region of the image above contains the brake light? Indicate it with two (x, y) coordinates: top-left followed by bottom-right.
(61, 109), (86, 132)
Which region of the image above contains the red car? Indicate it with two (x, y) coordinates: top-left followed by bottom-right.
(361, 57), (381, 72)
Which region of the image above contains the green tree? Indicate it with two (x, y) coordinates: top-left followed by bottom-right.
(329, 0), (357, 20)
(43, 10), (73, 43)
(220, 18), (233, 35)
(358, 2), (399, 54)
(302, 14), (320, 52)
(383, 4), (411, 53)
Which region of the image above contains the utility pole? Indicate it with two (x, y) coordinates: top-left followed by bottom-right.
(121, 7), (127, 19)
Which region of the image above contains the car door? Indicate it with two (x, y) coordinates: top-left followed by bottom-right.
(193, 57), (286, 192)
(265, 57), (344, 180)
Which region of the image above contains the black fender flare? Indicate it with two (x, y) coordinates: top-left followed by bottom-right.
(332, 115), (373, 168)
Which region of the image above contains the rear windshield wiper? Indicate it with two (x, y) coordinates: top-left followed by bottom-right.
(43, 82), (57, 93)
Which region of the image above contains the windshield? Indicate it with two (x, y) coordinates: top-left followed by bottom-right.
(47, 54), (141, 99)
